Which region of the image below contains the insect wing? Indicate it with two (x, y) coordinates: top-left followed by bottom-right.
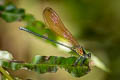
(43, 7), (80, 47)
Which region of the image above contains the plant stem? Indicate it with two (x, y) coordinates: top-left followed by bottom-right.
(0, 66), (13, 80)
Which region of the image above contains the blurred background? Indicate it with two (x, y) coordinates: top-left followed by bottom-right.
(0, 0), (120, 80)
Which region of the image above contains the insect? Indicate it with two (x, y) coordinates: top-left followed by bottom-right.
(19, 7), (91, 66)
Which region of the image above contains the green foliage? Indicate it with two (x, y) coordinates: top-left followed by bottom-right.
(0, 3), (25, 22)
(0, 2), (58, 46)
(0, 51), (90, 78)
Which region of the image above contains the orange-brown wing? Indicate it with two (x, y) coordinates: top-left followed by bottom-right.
(43, 7), (80, 47)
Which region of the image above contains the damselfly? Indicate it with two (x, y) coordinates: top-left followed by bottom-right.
(19, 7), (91, 66)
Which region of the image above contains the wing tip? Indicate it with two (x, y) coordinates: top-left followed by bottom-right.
(43, 7), (53, 14)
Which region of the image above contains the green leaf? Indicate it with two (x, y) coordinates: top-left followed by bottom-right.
(45, 29), (57, 46)
(32, 55), (46, 64)
(0, 5), (5, 11)
(0, 55), (91, 77)
(34, 21), (44, 28)
(0, 60), (10, 68)
(23, 14), (35, 23)
(5, 4), (16, 12)
(26, 26), (46, 35)
(34, 64), (57, 74)
(0, 3), (25, 22)
(1, 9), (24, 22)
(10, 62), (22, 70)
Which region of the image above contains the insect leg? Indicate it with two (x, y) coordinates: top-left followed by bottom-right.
(73, 56), (82, 66)
(73, 55), (87, 66)
(80, 57), (86, 66)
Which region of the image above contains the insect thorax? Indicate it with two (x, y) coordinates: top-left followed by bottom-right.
(74, 47), (84, 56)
